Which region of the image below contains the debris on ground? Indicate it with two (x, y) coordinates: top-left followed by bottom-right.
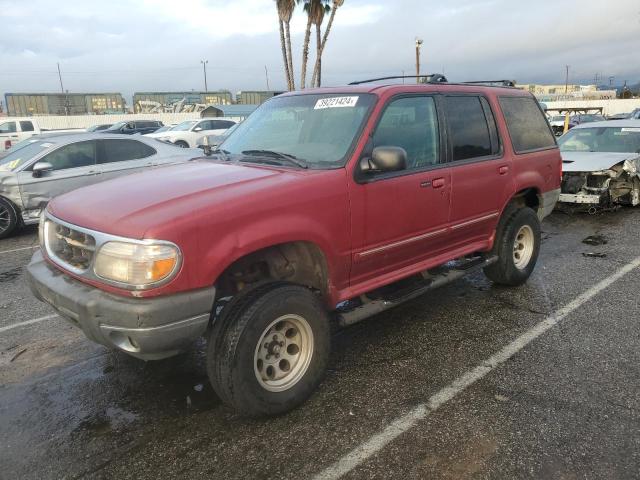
(194, 384), (204, 392)
(494, 394), (509, 402)
(582, 252), (607, 258)
(10, 348), (27, 362)
(582, 235), (608, 246)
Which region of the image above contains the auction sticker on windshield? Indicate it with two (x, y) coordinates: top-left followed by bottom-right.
(314, 96), (359, 109)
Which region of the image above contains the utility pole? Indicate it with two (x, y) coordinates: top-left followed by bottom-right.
(264, 65), (270, 90)
(201, 60), (208, 92)
(415, 38), (423, 84)
(564, 65), (570, 94)
(402, 70), (405, 84)
(57, 62), (64, 93)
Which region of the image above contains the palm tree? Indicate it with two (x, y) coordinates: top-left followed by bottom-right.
(309, 0), (330, 88)
(275, 0), (296, 90)
(311, 0), (344, 88)
(299, 0), (314, 89)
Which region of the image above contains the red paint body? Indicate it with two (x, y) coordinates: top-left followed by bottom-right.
(46, 84), (562, 307)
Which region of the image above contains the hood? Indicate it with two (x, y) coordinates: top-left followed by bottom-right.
(48, 160), (308, 238)
(560, 151), (640, 172)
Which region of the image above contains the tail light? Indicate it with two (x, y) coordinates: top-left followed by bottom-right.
(4, 140), (11, 150)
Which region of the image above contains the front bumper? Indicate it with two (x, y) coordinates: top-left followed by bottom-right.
(27, 250), (216, 360)
(558, 192), (604, 206)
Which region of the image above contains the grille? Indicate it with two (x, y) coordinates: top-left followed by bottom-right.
(45, 219), (96, 272)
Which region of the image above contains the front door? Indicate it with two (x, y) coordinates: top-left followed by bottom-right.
(17, 140), (98, 210)
(349, 95), (451, 286)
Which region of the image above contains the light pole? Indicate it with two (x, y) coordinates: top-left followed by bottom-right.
(415, 38), (423, 84)
(201, 60), (209, 92)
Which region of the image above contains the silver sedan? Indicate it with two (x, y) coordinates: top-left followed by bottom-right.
(0, 133), (202, 238)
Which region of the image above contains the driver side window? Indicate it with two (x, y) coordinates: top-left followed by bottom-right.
(373, 96), (440, 170)
(42, 141), (97, 171)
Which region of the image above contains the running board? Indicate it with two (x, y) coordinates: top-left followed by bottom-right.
(337, 255), (498, 327)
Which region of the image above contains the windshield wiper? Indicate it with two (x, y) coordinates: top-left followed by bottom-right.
(241, 149), (308, 169)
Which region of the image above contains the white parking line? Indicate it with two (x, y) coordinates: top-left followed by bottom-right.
(0, 245), (37, 255)
(313, 256), (640, 480)
(0, 314), (58, 334)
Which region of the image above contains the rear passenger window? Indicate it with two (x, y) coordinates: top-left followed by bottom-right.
(445, 96), (492, 161)
(99, 139), (156, 164)
(373, 96), (440, 169)
(499, 97), (556, 153)
(19, 121), (35, 132)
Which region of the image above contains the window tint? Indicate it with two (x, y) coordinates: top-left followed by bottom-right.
(499, 96), (556, 153)
(445, 96), (492, 161)
(211, 120), (235, 129)
(19, 121), (34, 132)
(43, 141), (96, 170)
(99, 139), (156, 164)
(197, 120), (214, 130)
(373, 96), (440, 169)
(0, 121), (17, 133)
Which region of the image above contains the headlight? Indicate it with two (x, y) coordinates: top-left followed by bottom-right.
(94, 241), (181, 288)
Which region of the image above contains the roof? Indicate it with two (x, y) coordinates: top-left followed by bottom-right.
(572, 120), (640, 129)
(201, 104), (258, 117)
(277, 83), (531, 97)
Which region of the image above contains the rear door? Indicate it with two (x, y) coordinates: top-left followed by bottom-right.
(96, 138), (158, 180)
(445, 95), (513, 246)
(17, 140), (98, 210)
(349, 95), (452, 285)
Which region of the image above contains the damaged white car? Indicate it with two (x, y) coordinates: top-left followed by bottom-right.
(558, 120), (640, 212)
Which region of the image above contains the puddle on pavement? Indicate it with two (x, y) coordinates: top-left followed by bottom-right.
(76, 406), (139, 436)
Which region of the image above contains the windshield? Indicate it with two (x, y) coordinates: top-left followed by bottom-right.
(0, 141), (55, 171)
(154, 125), (174, 133)
(172, 121), (197, 132)
(559, 126), (640, 153)
(221, 93), (376, 168)
(105, 121), (127, 131)
(549, 115), (566, 122)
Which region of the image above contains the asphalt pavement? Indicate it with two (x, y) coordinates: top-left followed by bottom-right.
(1, 209), (639, 479)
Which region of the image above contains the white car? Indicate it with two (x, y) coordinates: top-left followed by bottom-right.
(145, 119), (236, 148)
(558, 120), (640, 211)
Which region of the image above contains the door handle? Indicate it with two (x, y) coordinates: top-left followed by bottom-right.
(498, 165), (509, 175)
(431, 177), (445, 189)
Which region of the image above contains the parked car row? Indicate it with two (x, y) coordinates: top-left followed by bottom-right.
(0, 133), (201, 237)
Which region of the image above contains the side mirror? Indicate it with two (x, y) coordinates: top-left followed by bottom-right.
(360, 146), (407, 173)
(32, 161), (53, 178)
(125, 122), (135, 130)
(193, 127), (203, 132)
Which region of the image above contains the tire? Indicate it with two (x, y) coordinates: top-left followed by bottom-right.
(207, 282), (330, 417)
(174, 140), (189, 148)
(0, 197), (19, 240)
(483, 206), (541, 286)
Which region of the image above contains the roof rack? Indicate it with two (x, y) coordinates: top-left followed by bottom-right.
(460, 80), (516, 88)
(349, 74), (448, 85)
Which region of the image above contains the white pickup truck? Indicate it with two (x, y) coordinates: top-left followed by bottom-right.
(0, 118), (79, 152)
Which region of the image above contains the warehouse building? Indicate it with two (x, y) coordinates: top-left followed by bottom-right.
(236, 91), (284, 105)
(133, 91), (233, 113)
(5, 92), (126, 116)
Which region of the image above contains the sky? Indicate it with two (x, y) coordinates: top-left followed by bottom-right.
(0, 0), (639, 104)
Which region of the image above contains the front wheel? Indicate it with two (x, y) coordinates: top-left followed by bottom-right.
(484, 207), (541, 286)
(0, 197), (19, 240)
(207, 282), (330, 417)
(174, 140), (189, 148)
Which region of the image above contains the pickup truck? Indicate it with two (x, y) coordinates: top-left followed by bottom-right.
(0, 118), (80, 152)
(27, 77), (562, 417)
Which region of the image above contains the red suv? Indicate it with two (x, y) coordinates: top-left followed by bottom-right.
(27, 76), (561, 416)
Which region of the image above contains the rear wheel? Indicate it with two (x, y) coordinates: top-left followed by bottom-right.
(484, 207), (540, 286)
(174, 140), (189, 148)
(207, 282), (330, 417)
(0, 197), (19, 240)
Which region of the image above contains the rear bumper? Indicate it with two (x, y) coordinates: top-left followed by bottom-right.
(26, 250), (216, 360)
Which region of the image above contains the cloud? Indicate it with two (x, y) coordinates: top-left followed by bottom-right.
(0, 0), (638, 104)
